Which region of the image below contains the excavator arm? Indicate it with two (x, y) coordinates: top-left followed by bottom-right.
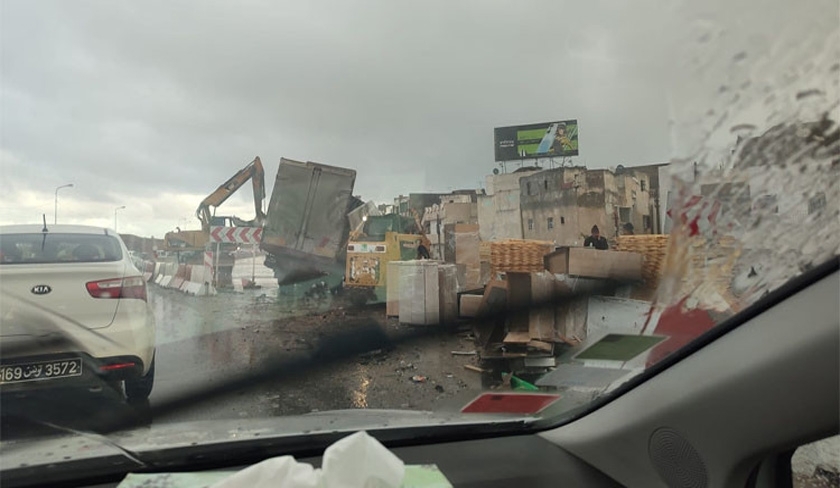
(410, 208), (432, 250)
(195, 156), (267, 231)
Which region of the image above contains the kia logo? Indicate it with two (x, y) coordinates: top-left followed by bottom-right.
(31, 285), (52, 295)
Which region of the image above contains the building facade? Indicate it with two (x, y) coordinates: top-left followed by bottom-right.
(477, 169), (540, 241)
(519, 166), (653, 246)
(422, 197), (478, 259)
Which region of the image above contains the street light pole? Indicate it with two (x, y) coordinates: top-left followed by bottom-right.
(54, 183), (74, 224)
(114, 206), (126, 232)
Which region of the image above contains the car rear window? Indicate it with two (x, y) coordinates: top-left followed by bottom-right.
(0, 233), (123, 264)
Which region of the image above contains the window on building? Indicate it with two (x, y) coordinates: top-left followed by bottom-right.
(643, 215), (652, 230)
(641, 179), (646, 192)
(528, 219), (534, 231)
(547, 217), (554, 229)
(560, 216), (565, 224)
(544, 180), (548, 190)
(619, 207), (631, 223)
(526, 182), (532, 195)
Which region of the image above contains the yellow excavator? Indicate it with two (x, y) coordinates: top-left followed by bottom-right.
(164, 157), (266, 252)
(196, 157), (266, 231)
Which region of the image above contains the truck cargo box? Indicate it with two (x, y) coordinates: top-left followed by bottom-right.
(261, 158), (357, 284)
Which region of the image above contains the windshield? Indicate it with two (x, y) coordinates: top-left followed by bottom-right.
(0, 234), (123, 264)
(0, 0), (838, 480)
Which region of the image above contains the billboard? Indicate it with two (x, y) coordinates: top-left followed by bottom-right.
(494, 120), (579, 161)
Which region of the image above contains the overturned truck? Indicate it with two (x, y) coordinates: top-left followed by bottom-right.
(261, 158), (360, 292)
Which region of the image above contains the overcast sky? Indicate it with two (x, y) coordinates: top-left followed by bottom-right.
(1, 0), (836, 237)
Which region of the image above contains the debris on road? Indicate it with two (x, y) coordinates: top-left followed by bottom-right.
(504, 373), (539, 392)
(450, 350), (476, 356)
(410, 375), (427, 383)
(463, 365), (487, 374)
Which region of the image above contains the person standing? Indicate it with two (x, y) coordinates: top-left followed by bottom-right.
(416, 239), (431, 260)
(583, 225), (609, 250)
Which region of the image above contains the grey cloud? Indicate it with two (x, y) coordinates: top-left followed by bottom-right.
(3, 0), (832, 232)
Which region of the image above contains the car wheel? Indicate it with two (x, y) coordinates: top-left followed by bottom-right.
(125, 355), (155, 402)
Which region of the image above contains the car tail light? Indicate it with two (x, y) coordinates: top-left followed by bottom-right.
(99, 362), (136, 371)
(86, 276), (147, 301)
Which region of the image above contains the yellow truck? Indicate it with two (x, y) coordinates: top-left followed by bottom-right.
(343, 214), (429, 304)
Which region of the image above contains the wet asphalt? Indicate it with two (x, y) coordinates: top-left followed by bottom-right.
(1, 256), (484, 440)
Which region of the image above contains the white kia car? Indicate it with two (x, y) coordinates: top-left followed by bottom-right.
(0, 224), (156, 401)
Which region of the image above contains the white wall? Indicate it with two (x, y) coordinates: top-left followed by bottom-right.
(478, 171), (538, 241)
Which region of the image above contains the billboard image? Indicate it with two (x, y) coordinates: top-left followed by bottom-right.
(494, 120), (579, 161)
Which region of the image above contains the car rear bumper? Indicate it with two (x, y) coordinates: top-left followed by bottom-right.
(0, 352), (148, 395)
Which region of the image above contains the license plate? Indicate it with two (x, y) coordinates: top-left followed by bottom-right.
(0, 358), (83, 384)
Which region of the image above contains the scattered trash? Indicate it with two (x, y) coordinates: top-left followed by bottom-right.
(396, 360), (416, 371)
(463, 364), (488, 373)
(505, 373), (539, 392)
(450, 350), (477, 356)
(410, 375), (427, 383)
(434, 385), (444, 393)
(446, 374), (454, 378)
(242, 279), (261, 290)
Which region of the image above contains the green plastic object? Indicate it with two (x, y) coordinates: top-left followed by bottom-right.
(509, 374), (539, 391)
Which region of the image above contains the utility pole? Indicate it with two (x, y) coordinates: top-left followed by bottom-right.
(54, 183), (74, 224)
(114, 205), (126, 232)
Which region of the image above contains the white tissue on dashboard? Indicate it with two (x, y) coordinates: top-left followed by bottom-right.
(210, 431), (406, 488)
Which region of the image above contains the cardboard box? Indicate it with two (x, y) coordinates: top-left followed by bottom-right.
(473, 280), (508, 351)
(445, 224), (481, 290)
(544, 247), (642, 281)
(528, 272), (555, 342)
(506, 272), (556, 339)
(386, 261), (408, 317)
(478, 280), (508, 316)
(505, 273), (532, 332)
(438, 264), (459, 324)
(459, 294), (483, 317)
(480, 261), (492, 286)
(555, 297), (589, 342)
(399, 260), (440, 325)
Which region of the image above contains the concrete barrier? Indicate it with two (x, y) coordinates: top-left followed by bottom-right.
(183, 265), (216, 296)
(183, 265), (201, 295)
(169, 264), (187, 290)
(159, 262), (177, 288)
(152, 262), (163, 284)
(179, 265), (193, 293)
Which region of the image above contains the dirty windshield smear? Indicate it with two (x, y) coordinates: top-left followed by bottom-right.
(0, 0), (838, 484)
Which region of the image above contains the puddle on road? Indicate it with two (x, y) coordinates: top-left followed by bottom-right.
(148, 287), (328, 345)
(351, 365), (370, 409)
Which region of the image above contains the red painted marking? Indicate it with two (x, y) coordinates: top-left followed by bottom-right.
(225, 228), (236, 242)
(461, 392), (560, 414)
(645, 297), (716, 368)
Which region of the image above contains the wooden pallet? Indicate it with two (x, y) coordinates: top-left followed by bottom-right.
(489, 239), (554, 275)
(614, 235), (670, 287)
